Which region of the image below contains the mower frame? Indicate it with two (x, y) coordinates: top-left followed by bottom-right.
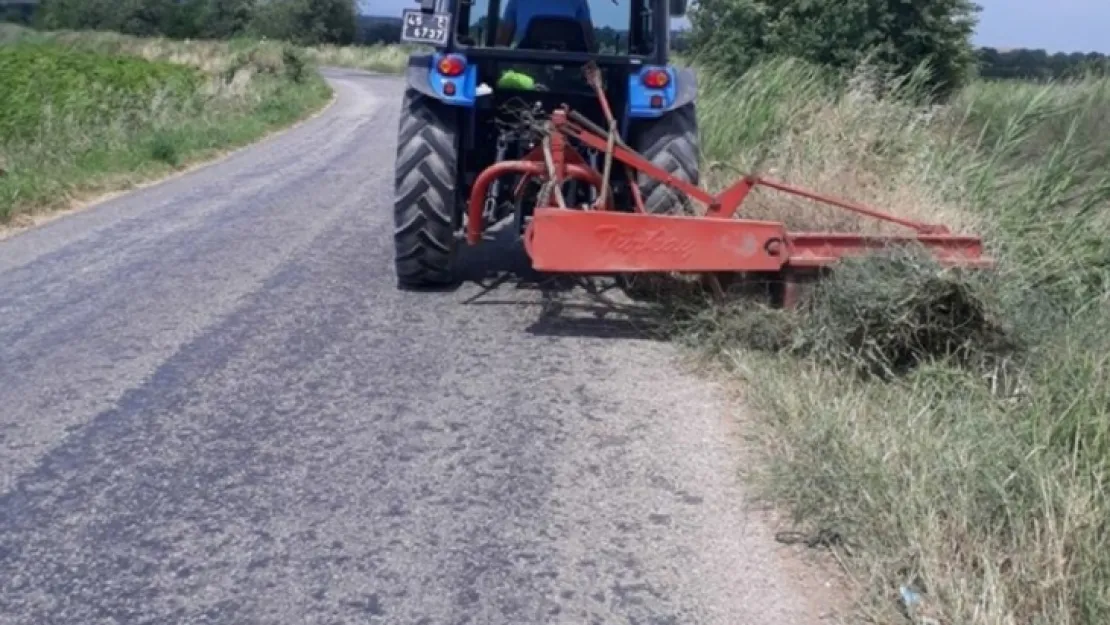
(390, 1), (991, 303)
(459, 65), (993, 307)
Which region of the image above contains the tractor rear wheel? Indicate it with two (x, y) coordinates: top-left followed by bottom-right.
(619, 103), (702, 298)
(630, 102), (700, 215)
(393, 88), (460, 288)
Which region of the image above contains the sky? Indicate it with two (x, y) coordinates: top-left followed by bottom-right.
(365, 0), (1110, 54)
(973, 0), (1108, 53)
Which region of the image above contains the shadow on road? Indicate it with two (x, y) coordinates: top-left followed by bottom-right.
(450, 223), (671, 342)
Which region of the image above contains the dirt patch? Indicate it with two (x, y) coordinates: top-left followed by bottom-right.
(672, 348), (860, 623)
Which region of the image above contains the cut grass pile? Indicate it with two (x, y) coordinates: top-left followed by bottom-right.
(0, 24), (332, 223)
(679, 57), (1110, 624)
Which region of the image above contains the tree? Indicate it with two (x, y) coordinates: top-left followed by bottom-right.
(250, 0), (357, 45)
(688, 0), (982, 98)
(37, 0), (356, 45)
(196, 0), (256, 39)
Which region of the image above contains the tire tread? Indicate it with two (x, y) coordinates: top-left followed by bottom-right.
(392, 88), (459, 287)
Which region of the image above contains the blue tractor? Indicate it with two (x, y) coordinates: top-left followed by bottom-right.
(392, 0), (697, 288)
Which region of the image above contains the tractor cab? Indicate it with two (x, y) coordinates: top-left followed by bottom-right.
(387, 0), (991, 310)
(399, 0), (690, 108)
(404, 0), (685, 55)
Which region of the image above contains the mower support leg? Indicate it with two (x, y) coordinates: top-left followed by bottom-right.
(781, 272), (803, 310)
(775, 268), (825, 309)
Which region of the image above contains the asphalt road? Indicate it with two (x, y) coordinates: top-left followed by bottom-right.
(0, 68), (831, 625)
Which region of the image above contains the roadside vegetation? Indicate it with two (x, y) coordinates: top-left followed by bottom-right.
(0, 24), (333, 224)
(680, 57), (1110, 625)
(674, 4), (1110, 623)
(303, 41), (410, 74)
(0, 0), (420, 225)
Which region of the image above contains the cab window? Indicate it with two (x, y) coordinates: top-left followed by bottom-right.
(457, 0), (655, 56)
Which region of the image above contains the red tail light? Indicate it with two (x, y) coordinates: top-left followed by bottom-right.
(437, 55), (466, 77)
(641, 68), (670, 89)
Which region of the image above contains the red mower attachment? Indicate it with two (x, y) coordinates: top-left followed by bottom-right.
(464, 65), (992, 306)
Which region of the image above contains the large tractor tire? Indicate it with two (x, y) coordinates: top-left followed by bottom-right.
(393, 87), (460, 288)
(630, 102), (701, 215)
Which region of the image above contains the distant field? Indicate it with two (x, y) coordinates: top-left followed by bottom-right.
(304, 41), (412, 74)
(0, 25), (331, 224)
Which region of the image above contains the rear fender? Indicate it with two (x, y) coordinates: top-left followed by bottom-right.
(625, 65), (697, 119)
(404, 53), (478, 108)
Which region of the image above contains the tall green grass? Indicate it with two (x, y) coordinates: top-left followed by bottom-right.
(0, 25), (332, 223)
(304, 41), (417, 74)
(687, 57), (1110, 624)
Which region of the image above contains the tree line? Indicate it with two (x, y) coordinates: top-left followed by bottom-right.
(24, 0), (360, 46)
(354, 8), (1110, 91)
(7, 1), (1110, 90)
(977, 47), (1110, 81)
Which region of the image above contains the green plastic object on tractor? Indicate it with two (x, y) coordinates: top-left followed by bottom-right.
(496, 69), (536, 90)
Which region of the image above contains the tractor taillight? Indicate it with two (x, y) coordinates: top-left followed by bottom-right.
(641, 68), (669, 89)
(437, 55), (466, 77)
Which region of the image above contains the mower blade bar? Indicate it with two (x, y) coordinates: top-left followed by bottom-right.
(524, 208), (789, 273)
(785, 232), (993, 268)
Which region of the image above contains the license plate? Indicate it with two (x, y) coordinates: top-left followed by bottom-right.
(400, 9), (451, 46)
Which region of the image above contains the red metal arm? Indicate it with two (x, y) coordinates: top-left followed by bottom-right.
(466, 161), (603, 245)
(548, 110), (953, 235)
(461, 99), (990, 277)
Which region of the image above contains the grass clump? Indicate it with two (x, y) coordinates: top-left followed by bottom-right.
(677, 249), (1016, 381)
(683, 56), (1110, 625)
(793, 249), (1016, 378)
(303, 42), (417, 74)
(0, 24), (331, 224)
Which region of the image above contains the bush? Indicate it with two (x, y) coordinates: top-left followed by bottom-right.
(688, 0), (981, 99)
